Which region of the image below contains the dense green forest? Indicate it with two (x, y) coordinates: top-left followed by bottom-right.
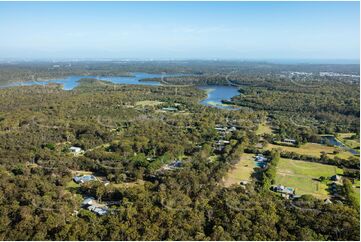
(0, 62), (360, 240)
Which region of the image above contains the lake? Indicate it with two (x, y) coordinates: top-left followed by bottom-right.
(0, 73), (241, 109)
(198, 85), (240, 110)
(0, 72), (168, 90)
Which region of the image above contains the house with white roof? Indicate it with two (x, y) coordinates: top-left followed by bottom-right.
(69, 146), (83, 154)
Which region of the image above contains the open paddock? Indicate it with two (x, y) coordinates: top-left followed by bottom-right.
(222, 153), (256, 187)
(275, 158), (343, 199)
(265, 142), (355, 160)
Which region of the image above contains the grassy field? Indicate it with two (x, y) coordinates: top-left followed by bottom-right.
(135, 100), (164, 106)
(111, 179), (145, 189)
(336, 133), (360, 151)
(256, 122), (273, 135)
(205, 101), (233, 107)
(222, 153), (256, 187)
(355, 188), (360, 204)
(265, 142), (355, 159)
(353, 180), (360, 204)
(275, 158), (343, 199)
(69, 170), (94, 175)
(65, 180), (80, 189)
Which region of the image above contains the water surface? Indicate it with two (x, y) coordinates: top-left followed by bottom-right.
(198, 85), (240, 110)
(1, 72), (169, 90)
(1, 73), (241, 109)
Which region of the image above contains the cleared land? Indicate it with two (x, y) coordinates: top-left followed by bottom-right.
(111, 179), (145, 189)
(354, 188), (360, 205)
(206, 101), (233, 107)
(222, 153), (255, 187)
(135, 100), (164, 106)
(65, 180), (80, 189)
(275, 158), (343, 199)
(256, 122), (273, 135)
(353, 180), (360, 204)
(337, 133), (360, 151)
(265, 142), (355, 159)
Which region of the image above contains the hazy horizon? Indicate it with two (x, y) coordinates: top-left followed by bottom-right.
(0, 1), (359, 61)
(0, 58), (359, 65)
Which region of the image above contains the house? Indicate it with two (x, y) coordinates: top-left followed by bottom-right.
(162, 160), (183, 171)
(255, 154), (268, 162)
(324, 198), (333, 205)
(330, 175), (341, 182)
(81, 197), (109, 216)
(273, 185), (294, 195)
(69, 146), (83, 154)
(172, 160), (182, 168)
(214, 140), (230, 151)
(73, 175), (97, 184)
(228, 126), (237, 132)
(168, 160), (182, 169)
(216, 140), (230, 145)
(290, 194), (301, 199)
(82, 197), (95, 206)
(87, 205), (109, 216)
(283, 138), (296, 144)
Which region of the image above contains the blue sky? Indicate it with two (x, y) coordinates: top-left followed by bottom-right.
(0, 1), (359, 61)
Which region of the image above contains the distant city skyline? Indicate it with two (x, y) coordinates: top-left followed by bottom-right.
(0, 1), (359, 62)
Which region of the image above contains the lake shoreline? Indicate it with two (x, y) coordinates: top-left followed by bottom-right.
(0, 72), (242, 110)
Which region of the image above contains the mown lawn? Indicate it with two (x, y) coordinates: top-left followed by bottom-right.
(265, 142), (355, 159)
(256, 122), (273, 135)
(65, 180), (80, 189)
(222, 153), (256, 187)
(275, 158), (343, 199)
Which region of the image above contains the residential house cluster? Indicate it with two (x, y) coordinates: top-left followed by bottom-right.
(82, 197), (109, 216)
(271, 185), (295, 199)
(214, 124), (238, 152)
(215, 124), (238, 136)
(214, 140), (230, 152)
(328, 175), (345, 202)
